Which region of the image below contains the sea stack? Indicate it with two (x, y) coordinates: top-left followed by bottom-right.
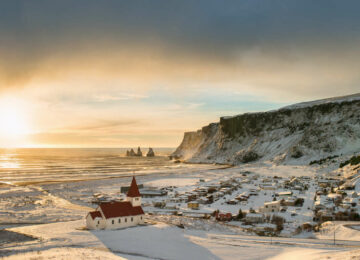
(136, 147), (143, 157)
(126, 147), (144, 157)
(146, 148), (155, 157)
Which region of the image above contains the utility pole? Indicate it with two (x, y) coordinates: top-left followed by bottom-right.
(333, 222), (336, 245)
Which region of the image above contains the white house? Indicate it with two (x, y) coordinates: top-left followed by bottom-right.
(245, 213), (264, 223)
(259, 200), (281, 214)
(86, 176), (145, 230)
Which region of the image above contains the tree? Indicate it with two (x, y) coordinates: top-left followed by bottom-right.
(236, 209), (244, 220)
(271, 215), (285, 232)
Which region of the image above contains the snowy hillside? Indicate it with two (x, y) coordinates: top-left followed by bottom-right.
(173, 93), (360, 165)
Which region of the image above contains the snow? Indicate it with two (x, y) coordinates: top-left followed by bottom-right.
(6, 219), (360, 260)
(316, 221), (360, 241)
(144, 178), (199, 188)
(3, 248), (125, 260)
(281, 93), (360, 110)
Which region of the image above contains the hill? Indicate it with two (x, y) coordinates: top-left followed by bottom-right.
(173, 93), (360, 165)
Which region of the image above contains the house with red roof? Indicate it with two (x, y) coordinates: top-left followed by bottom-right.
(86, 176), (145, 229)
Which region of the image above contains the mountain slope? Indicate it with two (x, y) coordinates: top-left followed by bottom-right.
(173, 93), (360, 165)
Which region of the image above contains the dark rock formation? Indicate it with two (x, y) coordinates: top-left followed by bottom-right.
(126, 148), (141, 157)
(146, 148), (155, 157)
(136, 147), (142, 157)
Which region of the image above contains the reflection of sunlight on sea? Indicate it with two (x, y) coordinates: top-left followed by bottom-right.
(0, 148), (209, 184)
(0, 154), (20, 169)
(0, 161), (20, 168)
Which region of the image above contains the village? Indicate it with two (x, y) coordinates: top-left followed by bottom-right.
(4, 163), (360, 260)
(86, 165), (360, 237)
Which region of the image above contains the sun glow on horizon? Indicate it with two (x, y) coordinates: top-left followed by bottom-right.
(0, 96), (32, 147)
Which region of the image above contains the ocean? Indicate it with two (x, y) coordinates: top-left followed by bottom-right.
(0, 148), (177, 185)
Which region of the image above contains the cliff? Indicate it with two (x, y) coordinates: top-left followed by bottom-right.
(172, 93), (360, 165)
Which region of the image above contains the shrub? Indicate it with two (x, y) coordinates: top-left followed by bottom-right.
(340, 155), (360, 168)
(290, 147), (303, 158)
(241, 151), (259, 163)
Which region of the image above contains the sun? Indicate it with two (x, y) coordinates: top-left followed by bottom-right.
(0, 96), (31, 145)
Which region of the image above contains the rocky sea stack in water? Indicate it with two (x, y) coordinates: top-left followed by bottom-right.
(146, 148), (155, 157)
(126, 147), (143, 157)
(172, 93), (360, 165)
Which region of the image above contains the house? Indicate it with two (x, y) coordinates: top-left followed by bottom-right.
(188, 201), (200, 210)
(140, 189), (168, 198)
(120, 183), (144, 193)
(259, 200), (281, 213)
(282, 197), (297, 206)
(350, 191), (359, 198)
(260, 183), (276, 190)
(86, 176), (145, 230)
(314, 196), (335, 211)
(254, 223), (277, 233)
(235, 192), (249, 201)
(245, 213), (264, 223)
(277, 191), (293, 198)
(164, 202), (178, 210)
(153, 201), (166, 208)
(215, 211), (232, 221)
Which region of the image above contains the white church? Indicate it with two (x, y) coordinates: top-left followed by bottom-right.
(86, 176), (145, 230)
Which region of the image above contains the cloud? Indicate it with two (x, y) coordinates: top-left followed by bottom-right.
(0, 0), (360, 100)
(93, 93), (149, 102)
(1, 1), (360, 147)
(63, 119), (144, 133)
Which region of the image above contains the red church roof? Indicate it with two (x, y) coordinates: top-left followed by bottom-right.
(89, 211), (102, 220)
(127, 176), (141, 197)
(99, 201), (144, 219)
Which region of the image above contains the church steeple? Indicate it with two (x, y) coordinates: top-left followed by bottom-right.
(126, 176), (141, 207)
(127, 176), (141, 197)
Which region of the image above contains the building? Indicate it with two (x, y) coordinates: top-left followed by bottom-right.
(120, 183), (144, 193)
(245, 213), (264, 223)
(277, 191), (293, 198)
(140, 189), (167, 198)
(86, 176), (145, 230)
(259, 200), (281, 213)
(187, 201), (200, 210)
(215, 212), (232, 221)
(260, 183), (276, 190)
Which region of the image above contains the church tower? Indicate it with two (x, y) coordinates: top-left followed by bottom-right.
(126, 176), (141, 207)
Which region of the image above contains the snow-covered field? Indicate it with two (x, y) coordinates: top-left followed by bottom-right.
(3, 219), (360, 260)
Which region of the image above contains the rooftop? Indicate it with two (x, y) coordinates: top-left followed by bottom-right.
(99, 201), (144, 219)
(127, 176), (141, 197)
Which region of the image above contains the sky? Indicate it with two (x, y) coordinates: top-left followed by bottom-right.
(0, 0), (359, 148)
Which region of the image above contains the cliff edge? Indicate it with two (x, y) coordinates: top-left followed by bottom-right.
(172, 93), (360, 165)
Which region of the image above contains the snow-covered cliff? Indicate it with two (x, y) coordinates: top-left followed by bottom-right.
(173, 94), (360, 165)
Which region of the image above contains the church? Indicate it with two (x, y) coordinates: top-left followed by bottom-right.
(86, 176), (145, 230)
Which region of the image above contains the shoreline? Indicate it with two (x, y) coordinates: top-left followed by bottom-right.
(1, 163), (227, 187)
